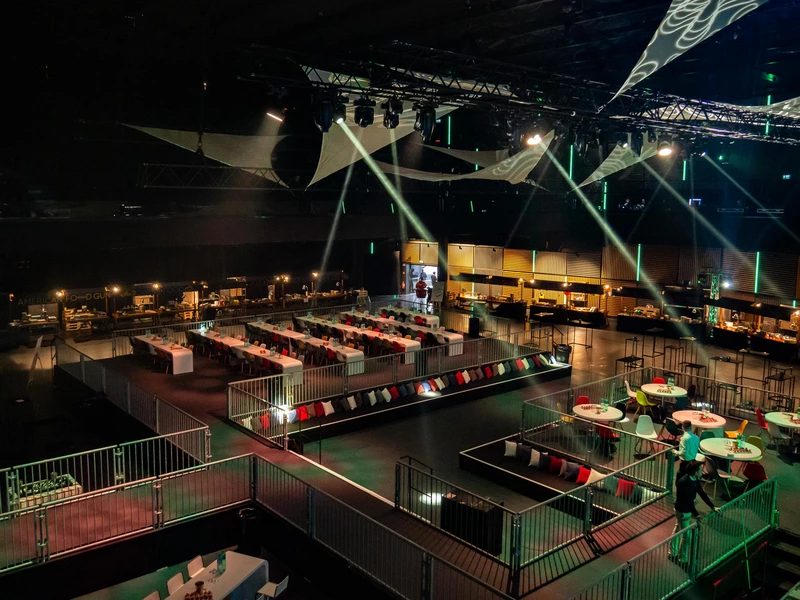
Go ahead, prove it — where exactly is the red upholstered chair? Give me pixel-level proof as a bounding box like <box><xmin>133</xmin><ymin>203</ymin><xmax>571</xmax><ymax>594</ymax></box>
<box><xmin>281</xmin><ymin>348</ymin><xmax>289</xmax><ymax>356</ymax></box>
<box><xmin>755</xmin><ymin>408</ymin><xmax>769</xmax><ymax>441</ymax></box>
<box><xmin>742</xmin><ymin>463</ymin><xmax>768</xmax><ymax>490</ymax></box>
<box><xmin>484</xmin><ymin>366</ymin><xmax>493</xmax><ymax>378</ymax></box>
<box><xmin>415</xmin><ymin>316</ymin><xmax>424</xmax><ymax>325</ymax></box>
<box><xmin>576</xmin><ymin>395</ymin><xmax>590</xmax><ymax>406</ymax></box>
<box><xmin>327</xmin><ymin>348</ymin><xmax>337</xmax><ymax>362</ymax></box>
<box><xmin>597</xmin><ymin>425</ymin><xmax>619</xmax><ymax>440</ymax></box>
<box><xmin>653</xmin><ymin>377</ymin><xmax>666</xmax><ymax>384</ymax></box>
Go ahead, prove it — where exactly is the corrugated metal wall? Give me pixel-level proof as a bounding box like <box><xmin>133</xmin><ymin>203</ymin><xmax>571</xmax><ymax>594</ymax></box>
<box><xmin>641</xmin><ymin>245</ymin><xmax>680</xmax><ymax>284</ymax></box>
<box><xmin>534</xmin><ymin>251</ymin><xmax>567</xmax><ymax>275</ymax></box>
<box><xmin>677</xmin><ymin>247</ymin><xmax>722</xmax><ymax>284</ymax></box>
<box><xmin>601</xmin><ymin>245</ymin><xmax>638</xmax><ymax>281</ymax></box>
<box><xmin>474</xmin><ymin>246</ymin><xmax>504</xmax><ymax>271</ymax></box>
<box><xmin>759</xmin><ymin>252</ymin><xmax>796</xmax><ymax>299</ymax></box>
<box><xmin>566</xmin><ymin>252</ymin><xmax>601</xmax><ymax>278</ymax></box>
<box><xmin>503</xmin><ymin>248</ymin><xmax>533</xmax><ymax>273</ymax></box>
<box><xmin>722</xmin><ymin>250</ymin><xmax>757</xmax><ymax>295</ymax></box>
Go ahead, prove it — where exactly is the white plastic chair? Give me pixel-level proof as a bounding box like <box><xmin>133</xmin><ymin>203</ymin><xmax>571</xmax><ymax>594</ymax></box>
<box><xmin>634</xmin><ymin>414</ymin><xmax>658</xmax><ymax>455</ymax></box>
<box><xmin>142</xmin><ymin>592</ymin><xmax>160</xmax><ymax>600</ymax></box>
<box><xmin>166</xmin><ymin>572</ymin><xmax>184</xmax><ymax>595</ymax></box>
<box><xmin>624</xmin><ymin>379</ymin><xmax>637</xmax><ymax>401</ymax></box>
<box><xmin>767</xmin><ymin>421</ymin><xmax>791</xmax><ymax>451</ymax></box>
<box><xmin>187</xmin><ymin>555</ymin><xmax>204</xmax><ymax>578</ymax></box>
<box><xmin>257</xmin><ymin>575</ymin><xmax>289</xmax><ymax>599</ymax></box>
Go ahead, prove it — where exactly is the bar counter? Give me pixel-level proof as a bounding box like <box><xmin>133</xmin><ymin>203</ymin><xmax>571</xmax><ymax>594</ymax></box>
<box><xmin>615</xmin><ymin>314</ymin><xmax>705</xmax><ymax>339</ymax></box>
<box><xmin>529</xmin><ymin>305</ymin><xmax>607</xmax><ymax>328</ymax></box>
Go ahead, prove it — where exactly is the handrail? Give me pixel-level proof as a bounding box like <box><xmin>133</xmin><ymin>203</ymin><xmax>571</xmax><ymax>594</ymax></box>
<box><xmin>398</xmin><ymin>455</ymin><xmax>436</xmax><ymax>473</ymax></box>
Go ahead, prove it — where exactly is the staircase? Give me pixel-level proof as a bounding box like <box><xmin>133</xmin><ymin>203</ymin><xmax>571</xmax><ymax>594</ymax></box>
<box><xmin>767</xmin><ymin>528</ymin><xmax>800</xmax><ymax>599</ymax></box>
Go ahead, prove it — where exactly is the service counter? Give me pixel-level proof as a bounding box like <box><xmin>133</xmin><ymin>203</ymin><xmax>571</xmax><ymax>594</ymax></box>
<box><xmin>750</xmin><ymin>334</ymin><xmax>798</xmax><ymax>363</ymax></box>
<box><xmin>529</xmin><ymin>305</ymin><xmax>606</xmax><ymax>328</ymax></box>
<box><xmin>711</xmin><ymin>327</ymin><xmax>749</xmax><ymax>351</ymax></box>
<box><xmin>615</xmin><ymin>314</ymin><xmax>705</xmax><ymax>339</ymax></box>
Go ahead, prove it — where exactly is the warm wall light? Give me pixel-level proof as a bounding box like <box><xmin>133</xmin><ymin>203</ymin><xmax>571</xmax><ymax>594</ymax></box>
<box><xmin>56</xmin><ymin>291</ymin><xmax>64</xmax><ymax>298</ymax></box>
<box><xmin>312</xmin><ymin>272</ymin><xmax>319</xmax><ymax>278</ymax></box>
<box><xmin>153</xmin><ymin>283</ymin><xmax>161</xmax><ymax>290</ymax></box>
<box><xmin>112</xmin><ymin>286</ymin><xmax>120</xmax><ymax>294</ymax></box>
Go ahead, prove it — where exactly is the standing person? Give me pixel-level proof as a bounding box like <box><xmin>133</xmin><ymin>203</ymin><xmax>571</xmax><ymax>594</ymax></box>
<box><xmin>673</xmin><ymin>420</ymin><xmax>700</xmax><ymax>482</ymax></box>
<box><xmin>669</xmin><ymin>461</ymin><xmax>719</xmax><ymax>564</ymax></box>
<box><xmin>415</xmin><ymin>275</ymin><xmax>428</xmax><ymax>301</ymax></box>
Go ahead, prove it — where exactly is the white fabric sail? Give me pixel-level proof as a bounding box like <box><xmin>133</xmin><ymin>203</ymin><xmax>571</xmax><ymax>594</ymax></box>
<box><xmin>579</xmin><ymin>138</ymin><xmax>659</xmax><ymax>187</ymax></box>
<box><xmin>127</xmin><ymin>126</ymin><xmax>286</xmax><ymax>186</ymax></box>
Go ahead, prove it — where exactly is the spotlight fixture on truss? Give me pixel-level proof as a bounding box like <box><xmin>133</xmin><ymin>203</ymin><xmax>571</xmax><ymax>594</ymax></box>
<box><xmin>332</xmin><ymin>95</ymin><xmax>348</xmax><ymax>124</ymax></box>
<box><xmin>630</xmin><ymin>130</ymin><xmax>644</xmax><ymax>156</ymax></box>
<box><xmin>313</xmin><ymin>96</ymin><xmax>334</xmax><ymax>132</ymax></box>
<box><xmin>657</xmin><ymin>137</ymin><xmax>674</xmax><ymax>157</ymax></box>
<box><xmin>381</xmin><ymin>98</ymin><xmax>404</xmax><ymax>129</ymax></box>
<box><xmin>353</xmin><ymin>97</ymin><xmax>376</xmax><ymax>128</ymax></box>
<box><xmin>414</xmin><ymin>103</ymin><xmax>437</xmax><ymax>143</ymax></box>
<box><xmin>616</xmin><ymin>133</ymin><xmax>629</xmax><ymax>149</ymax></box>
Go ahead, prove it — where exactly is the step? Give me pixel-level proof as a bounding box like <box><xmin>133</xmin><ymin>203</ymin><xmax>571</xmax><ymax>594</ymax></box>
<box><xmin>772</xmin><ymin>540</ymin><xmax>800</xmax><ymax>561</ymax></box>
<box><xmin>771</xmin><ymin>559</ymin><xmax>800</xmax><ymax>578</ymax></box>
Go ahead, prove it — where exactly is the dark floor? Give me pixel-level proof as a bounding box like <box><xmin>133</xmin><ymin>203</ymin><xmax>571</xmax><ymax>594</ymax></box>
<box><xmin>2</xmin><ymin>320</ymin><xmax>799</xmax><ymax>599</ymax></box>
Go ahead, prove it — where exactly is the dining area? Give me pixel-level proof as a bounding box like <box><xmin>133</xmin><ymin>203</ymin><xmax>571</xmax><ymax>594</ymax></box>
<box><xmin>339</xmin><ymin>310</ymin><xmax>464</xmax><ymax>355</ymax></box>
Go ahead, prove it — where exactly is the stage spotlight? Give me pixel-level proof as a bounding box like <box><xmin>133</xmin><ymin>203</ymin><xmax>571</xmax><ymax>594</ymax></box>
<box><xmin>415</xmin><ymin>104</ymin><xmax>437</xmax><ymax>143</ymax></box>
<box><xmin>657</xmin><ymin>138</ymin><xmax>674</xmax><ymax>157</ymax></box>
<box><xmin>333</xmin><ymin>97</ymin><xmax>347</xmax><ymax>124</ymax></box>
<box><xmin>526</xmin><ymin>133</ymin><xmax>542</xmax><ymax>146</ymax></box>
<box><xmin>630</xmin><ymin>131</ymin><xmax>643</xmax><ymax>156</ymax></box>
<box><xmin>353</xmin><ymin>97</ymin><xmax>376</xmax><ymax>128</ymax></box>
<box><xmin>722</xmin><ymin>281</ymin><xmax>732</xmax><ymax>289</ymax></box>
<box><xmin>313</xmin><ymin>97</ymin><xmax>333</xmax><ymax>133</ymax></box>
<box><xmin>381</xmin><ymin>98</ymin><xmax>403</xmax><ymax>129</ymax></box>
<box><xmin>616</xmin><ymin>133</ymin><xmax>629</xmax><ymax>148</ymax></box>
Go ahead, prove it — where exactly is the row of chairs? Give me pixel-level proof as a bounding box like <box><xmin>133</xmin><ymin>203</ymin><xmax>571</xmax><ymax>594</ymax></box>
<box><xmin>130</xmin><ymin>337</ymin><xmax>175</xmax><ymax>374</ymax></box>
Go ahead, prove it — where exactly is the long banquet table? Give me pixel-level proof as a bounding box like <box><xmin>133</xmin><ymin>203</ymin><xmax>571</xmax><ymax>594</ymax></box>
<box><xmin>165</xmin><ymin>551</ymin><xmax>267</xmax><ymax>600</ymax></box>
<box><xmin>135</xmin><ymin>335</ymin><xmax>194</xmax><ymax>375</ymax></box>
<box><xmin>295</xmin><ymin>316</ymin><xmax>421</xmax><ymax>363</ymax></box>
<box><xmin>340</xmin><ymin>311</ymin><xmax>464</xmax><ymax>355</ymax></box>
<box><xmin>377</xmin><ymin>306</ymin><xmax>440</xmax><ymax>328</ymax></box>
<box><xmin>248</xmin><ymin>321</ymin><xmax>365</xmax><ymax>374</ymax></box>
<box><xmin>191</xmin><ymin>328</ymin><xmax>304</xmax><ymax>383</ymax></box>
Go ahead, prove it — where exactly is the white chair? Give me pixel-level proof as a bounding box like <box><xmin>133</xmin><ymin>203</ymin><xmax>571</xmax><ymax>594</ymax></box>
<box><xmin>624</xmin><ymin>380</ymin><xmax>637</xmax><ymax>401</ymax></box>
<box><xmin>257</xmin><ymin>576</ymin><xmax>289</xmax><ymax>599</ymax></box>
<box><xmin>166</xmin><ymin>572</ymin><xmax>185</xmax><ymax>595</ymax></box>
<box><xmin>634</xmin><ymin>414</ymin><xmax>658</xmax><ymax>455</ymax></box>
<box><xmin>187</xmin><ymin>555</ymin><xmax>204</xmax><ymax>578</ymax></box>
<box><xmin>142</xmin><ymin>592</ymin><xmax>160</xmax><ymax>600</ymax></box>
<box><xmin>767</xmin><ymin>421</ymin><xmax>791</xmax><ymax>451</ymax></box>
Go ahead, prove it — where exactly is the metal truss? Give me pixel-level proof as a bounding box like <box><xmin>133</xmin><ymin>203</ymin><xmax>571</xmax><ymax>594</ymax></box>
<box><xmin>138</xmin><ymin>163</ymin><xmax>288</xmax><ymax>190</ymax></box>
<box><xmin>248</xmin><ymin>42</ymin><xmax>800</xmax><ymax>146</ymax></box>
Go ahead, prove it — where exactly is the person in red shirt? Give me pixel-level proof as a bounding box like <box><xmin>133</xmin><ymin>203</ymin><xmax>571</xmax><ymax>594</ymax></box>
<box><xmin>415</xmin><ymin>276</ymin><xmax>428</xmax><ymax>300</ymax></box>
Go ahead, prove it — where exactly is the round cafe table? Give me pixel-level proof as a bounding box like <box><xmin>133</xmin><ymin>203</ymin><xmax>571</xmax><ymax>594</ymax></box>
<box><xmin>672</xmin><ymin>410</ymin><xmax>726</xmax><ymax>433</ymax></box>
<box><xmin>700</xmin><ymin>438</ymin><xmax>762</xmax><ymax>462</ymax></box>
<box><xmin>640</xmin><ymin>383</ymin><xmax>688</xmax><ymax>403</ymax></box>
<box><xmin>573</xmin><ymin>404</ymin><xmax>623</xmax><ymax>422</ymax></box>
<box><xmin>764</xmin><ymin>411</ymin><xmax>800</xmax><ymax>431</ymax></box>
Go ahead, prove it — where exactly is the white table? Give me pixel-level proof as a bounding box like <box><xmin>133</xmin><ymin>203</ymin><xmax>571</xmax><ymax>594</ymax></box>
<box><xmin>764</xmin><ymin>411</ymin><xmax>800</xmax><ymax>430</ymax></box>
<box><xmin>378</xmin><ymin>306</ymin><xmax>440</xmax><ymax>328</ymax></box>
<box><xmin>700</xmin><ymin>438</ymin><xmax>762</xmax><ymax>462</ymax></box>
<box><xmin>572</xmin><ymin>404</ymin><xmax>623</xmax><ymax>422</ymax></box>
<box><xmin>135</xmin><ymin>335</ymin><xmax>194</xmax><ymax>375</ymax></box>
<box><xmin>672</xmin><ymin>410</ymin><xmax>726</xmax><ymax>432</ymax></box>
<box><xmin>165</xmin><ymin>552</ymin><xmax>267</xmax><ymax>600</ymax></box>
<box><xmin>192</xmin><ymin>329</ymin><xmax>304</xmax><ymax>383</ymax></box>
<box><xmin>641</xmin><ymin>383</ymin><xmax>688</xmax><ymax>402</ymax></box>
<box><xmin>340</xmin><ymin>312</ymin><xmax>464</xmax><ymax>355</ymax></box>
<box><xmin>296</xmin><ymin>316</ymin><xmax>421</xmax><ymax>363</ymax></box>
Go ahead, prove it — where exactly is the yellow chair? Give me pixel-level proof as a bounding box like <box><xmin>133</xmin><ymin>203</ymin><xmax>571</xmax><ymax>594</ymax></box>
<box><xmin>556</xmin><ymin>402</ymin><xmax>574</xmax><ymax>425</ymax></box>
<box><xmin>724</xmin><ymin>419</ymin><xmax>748</xmax><ymax>439</ymax></box>
<box><xmin>633</xmin><ymin>390</ymin><xmax>657</xmax><ymax>419</ymax></box>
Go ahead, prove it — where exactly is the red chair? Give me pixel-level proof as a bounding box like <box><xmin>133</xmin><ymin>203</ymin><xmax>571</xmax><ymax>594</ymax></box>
<box><xmin>742</xmin><ymin>462</ymin><xmax>768</xmax><ymax>490</ymax></box>
<box><xmin>653</xmin><ymin>377</ymin><xmax>666</xmax><ymax>384</ymax></box>
<box><xmin>327</xmin><ymin>348</ymin><xmax>337</xmax><ymax>363</ymax></box>
<box><xmin>755</xmin><ymin>408</ymin><xmax>769</xmax><ymax>441</ymax></box>
<box><xmin>576</xmin><ymin>395</ymin><xmax>590</xmax><ymax>406</ymax></box>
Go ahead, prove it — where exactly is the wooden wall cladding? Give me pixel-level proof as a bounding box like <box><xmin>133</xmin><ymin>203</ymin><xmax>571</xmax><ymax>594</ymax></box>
<box><xmin>401</xmin><ymin>242</ymin><xmax>419</xmax><ymax>264</ymax></box>
<box><xmin>601</xmin><ymin>245</ymin><xmax>637</xmax><ymax>282</ymax></box>
<box><xmin>474</xmin><ymin>246</ymin><xmax>504</xmax><ymax>271</ymax></box>
<box><xmin>722</xmin><ymin>250</ymin><xmax>757</xmax><ymax>295</ymax></box>
<box><xmin>758</xmin><ymin>252</ymin><xmax>796</xmax><ymax>299</ymax></box>
<box><xmin>677</xmin><ymin>247</ymin><xmax>722</xmax><ymax>284</ymax></box>
<box><xmin>448</xmin><ymin>244</ymin><xmax>474</xmax><ymax>270</ymax></box>
<box><xmin>534</xmin><ymin>251</ymin><xmax>567</xmax><ymax>275</ymax></box>
<box><xmin>503</xmin><ymin>248</ymin><xmax>534</xmax><ymax>273</ymax></box>
<box><xmin>566</xmin><ymin>252</ymin><xmax>601</xmax><ymax>278</ymax></box>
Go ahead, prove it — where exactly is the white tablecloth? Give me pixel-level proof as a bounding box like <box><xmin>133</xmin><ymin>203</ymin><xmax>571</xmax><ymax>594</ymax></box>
<box><xmin>296</xmin><ymin>316</ymin><xmax>421</xmax><ymax>363</ymax></box>
<box><xmin>378</xmin><ymin>306</ymin><xmax>440</xmax><ymax>328</ymax></box>
<box><xmin>165</xmin><ymin>552</ymin><xmax>267</xmax><ymax>600</ymax></box>
<box><xmin>248</xmin><ymin>322</ymin><xmax>365</xmax><ymax>374</ymax></box>
<box><xmin>672</xmin><ymin>410</ymin><xmax>726</xmax><ymax>431</ymax></box>
<box><xmin>572</xmin><ymin>404</ymin><xmax>623</xmax><ymax>422</ymax></box>
<box><xmin>135</xmin><ymin>335</ymin><xmax>194</xmax><ymax>375</ymax></box>
<box><xmin>192</xmin><ymin>329</ymin><xmax>304</xmax><ymax>383</ymax></box>
<box><xmin>640</xmin><ymin>383</ymin><xmax>688</xmax><ymax>399</ymax></box>
<box><xmin>340</xmin><ymin>312</ymin><xmax>463</xmax><ymax>355</ymax></box>
<box><xmin>700</xmin><ymin>438</ymin><xmax>762</xmax><ymax>461</ymax></box>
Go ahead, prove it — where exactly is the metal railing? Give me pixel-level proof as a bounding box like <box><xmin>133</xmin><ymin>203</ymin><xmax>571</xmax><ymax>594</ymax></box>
<box><xmin>227</xmin><ymin>387</ymin><xmax>287</xmax><ymax>447</ymax></box>
<box><xmin>228</xmin><ymin>328</ymin><xmax>554</xmax><ymax>412</ymax></box>
<box><xmin>55</xmin><ymin>339</ymin><xmax>211</xmax><ymax>463</ymax></box>
<box><xmin>566</xmin><ymin>478</ymin><xmax>779</xmax><ymax>600</ymax></box>
<box><xmin>0</xmin><ymin>455</ymin><xmax>252</xmax><ymax>573</ymax></box>
<box><xmin>396</xmin><ymin>445</ymin><xmax>674</xmax><ymax>597</ymax></box>
<box><xmin>0</xmin><ymin>429</ymin><xmax>207</xmax><ymax>514</ymax></box>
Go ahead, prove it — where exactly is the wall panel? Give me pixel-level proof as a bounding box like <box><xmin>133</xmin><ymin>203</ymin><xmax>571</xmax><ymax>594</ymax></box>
<box><xmin>722</xmin><ymin>250</ymin><xmax>757</xmax><ymax>295</ymax></box>
<box><xmin>601</xmin><ymin>245</ymin><xmax>637</xmax><ymax>282</ymax></box>
<box><xmin>534</xmin><ymin>251</ymin><xmax>566</xmax><ymax>275</ymax></box>
<box><xmin>419</xmin><ymin>242</ymin><xmax>439</xmax><ymax>266</ymax></box>
<box><xmin>503</xmin><ymin>248</ymin><xmax>534</xmax><ymax>273</ymax></box>
<box><xmin>447</xmin><ymin>244</ymin><xmax>474</xmax><ymax>270</ymax></box>
<box><xmin>401</xmin><ymin>242</ymin><xmax>419</xmax><ymax>264</ymax></box>
<box><xmin>474</xmin><ymin>246</ymin><xmax>504</xmax><ymax>271</ymax></box>
<box><xmin>759</xmin><ymin>252</ymin><xmax>796</xmax><ymax>299</ymax></box>
<box><xmin>566</xmin><ymin>252</ymin><xmax>601</xmax><ymax>278</ymax></box>
<box><xmin>677</xmin><ymin>247</ymin><xmax>723</xmax><ymax>284</ymax></box>
<box><xmin>641</xmin><ymin>245</ymin><xmax>679</xmax><ymax>284</ymax></box>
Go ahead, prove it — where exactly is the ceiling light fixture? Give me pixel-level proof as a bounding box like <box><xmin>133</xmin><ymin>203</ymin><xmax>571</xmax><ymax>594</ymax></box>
<box><xmin>382</xmin><ymin>98</ymin><xmax>403</xmax><ymax>129</ymax></box>
<box><xmin>657</xmin><ymin>138</ymin><xmax>674</xmax><ymax>157</ymax></box>
<box><xmin>526</xmin><ymin>133</ymin><xmax>542</xmax><ymax>146</ymax></box>
<box><xmin>414</xmin><ymin>104</ymin><xmax>437</xmax><ymax>143</ymax></box>
<box><xmin>353</xmin><ymin>97</ymin><xmax>376</xmax><ymax>128</ymax></box>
